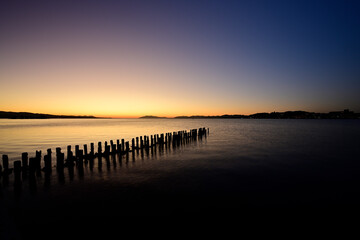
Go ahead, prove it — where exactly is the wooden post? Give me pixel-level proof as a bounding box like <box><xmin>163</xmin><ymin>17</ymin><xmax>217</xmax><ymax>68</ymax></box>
<box><xmin>36</xmin><ymin>150</ymin><xmax>42</xmax><ymax>162</ymax></box>
<box><xmin>136</xmin><ymin>137</ymin><xmax>139</xmax><ymax>149</ymax></box>
<box><xmin>140</xmin><ymin>136</ymin><xmax>143</xmax><ymax>149</ymax></box>
<box><xmin>90</xmin><ymin>143</ymin><xmax>94</xmax><ymax>156</ymax></box>
<box><xmin>98</xmin><ymin>142</ymin><xmax>102</xmax><ymax>155</ymax></box>
<box><xmin>35</xmin><ymin>150</ymin><xmax>44</xmax><ymax>171</ymax></box>
<box><xmin>78</xmin><ymin>150</ymin><xmax>84</xmax><ymax>161</ymax></box>
<box><xmin>14</xmin><ymin>160</ymin><xmax>22</xmax><ymax>175</ymax></box>
<box><xmin>132</xmin><ymin>138</ymin><xmax>135</xmax><ymax>151</ymax></box>
<box><xmin>67</xmin><ymin>145</ymin><xmax>72</xmax><ymax>160</ymax></box>
<box><xmin>79</xmin><ymin>149</ymin><xmax>84</xmax><ymax>159</ymax></box>
<box><xmin>57</xmin><ymin>152</ymin><xmax>64</xmax><ymax>169</ymax></box>
<box><xmin>56</xmin><ymin>147</ymin><xmax>61</xmax><ymax>156</ymax></box>
<box><xmin>84</xmin><ymin>144</ymin><xmax>88</xmax><ymax>156</ymax></box>
<box><xmin>116</xmin><ymin>140</ymin><xmax>120</xmax><ymax>153</ymax></box>
<box><xmin>118</xmin><ymin>144</ymin><xmax>122</xmax><ymax>155</ymax></box>
<box><xmin>22</xmin><ymin>152</ymin><xmax>28</xmax><ymax>170</ymax></box>
<box><xmin>112</xmin><ymin>144</ymin><xmax>116</xmax><ymax>154</ymax></box>
<box><xmin>125</xmin><ymin>141</ymin><xmax>130</xmax><ymax>153</ymax></box>
<box><xmin>75</xmin><ymin>145</ymin><xmax>80</xmax><ymax>158</ymax></box>
<box><xmin>121</xmin><ymin>139</ymin><xmax>125</xmax><ymax>152</ymax></box>
<box><xmin>29</xmin><ymin>157</ymin><xmax>37</xmax><ymax>172</ymax></box>
<box><xmin>44</xmin><ymin>154</ymin><xmax>52</xmax><ymax>171</ymax></box>
<box><xmin>109</xmin><ymin>140</ymin><xmax>114</xmax><ymax>153</ymax></box>
<box><xmin>161</xmin><ymin>134</ymin><xmax>164</xmax><ymax>145</ymax></box>
<box><xmin>104</xmin><ymin>142</ymin><xmax>110</xmax><ymax>156</ymax></box>
<box><xmin>151</xmin><ymin>135</ymin><xmax>154</xmax><ymax>147</ymax></box>
<box><xmin>145</xmin><ymin>136</ymin><xmax>149</xmax><ymax>148</ymax></box>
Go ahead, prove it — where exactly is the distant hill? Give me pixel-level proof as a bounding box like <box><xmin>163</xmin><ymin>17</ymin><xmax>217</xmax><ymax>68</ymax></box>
<box><xmin>0</xmin><ymin>111</ymin><xmax>96</xmax><ymax>119</ymax></box>
<box><xmin>139</xmin><ymin>115</ymin><xmax>168</xmax><ymax>119</ymax></box>
<box><xmin>174</xmin><ymin>109</ymin><xmax>360</xmax><ymax>119</ymax></box>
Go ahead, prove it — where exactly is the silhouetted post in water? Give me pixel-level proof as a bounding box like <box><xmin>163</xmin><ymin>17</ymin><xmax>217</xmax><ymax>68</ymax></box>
<box><xmin>34</xmin><ymin>150</ymin><xmax>43</xmax><ymax>172</ymax></box>
<box><xmin>125</xmin><ymin>141</ymin><xmax>130</xmax><ymax>153</ymax></box>
<box><xmin>14</xmin><ymin>160</ymin><xmax>21</xmax><ymax>177</ymax></box>
<box><xmin>44</xmin><ymin>149</ymin><xmax>51</xmax><ymax>167</ymax></box>
<box><xmin>56</xmin><ymin>148</ymin><xmax>64</xmax><ymax>170</ymax></box>
<box><xmin>111</xmin><ymin>140</ymin><xmax>116</xmax><ymax>154</ymax></box>
<box><xmin>56</xmin><ymin>147</ymin><xmax>61</xmax><ymax>156</ymax></box>
<box><xmin>118</xmin><ymin>144</ymin><xmax>122</xmax><ymax>155</ymax></box>
<box><xmin>2</xmin><ymin>155</ymin><xmax>9</xmax><ymax>172</ymax></box>
<box><xmin>145</xmin><ymin>136</ymin><xmax>149</xmax><ymax>148</ymax></box>
<box><xmin>84</xmin><ymin>144</ymin><xmax>88</xmax><ymax>157</ymax></box>
<box><xmin>161</xmin><ymin>134</ymin><xmax>164</xmax><ymax>145</ymax></box>
<box><xmin>75</xmin><ymin>145</ymin><xmax>80</xmax><ymax>158</ymax></box>
<box><xmin>144</xmin><ymin>135</ymin><xmax>147</xmax><ymax>147</ymax></box>
<box><xmin>121</xmin><ymin>139</ymin><xmax>125</xmax><ymax>152</ymax></box>
<box><xmin>98</xmin><ymin>142</ymin><xmax>102</xmax><ymax>156</ymax></box>
<box><xmin>20</xmin><ymin>153</ymin><xmax>28</xmax><ymax>171</ymax></box>
<box><xmin>132</xmin><ymin>138</ymin><xmax>135</xmax><ymax>151</ymax></box>
<box><xmin>104</xmin><ymin>141</ymin><xmax>110</xmax><ymax>156</ymax></box>
<box><xmin>116</xmin><ymin>140</ymin><xmax>120</xmax><ymax>153</ymax></box>
<box><xmin>136</xmin><ymin>137</ymin><xmax>139</xmax><ymax>149</ymax></box>
<box><xmin>140</xmin><ymin>136</ymin><xmax>143</xmax><ymax>149</ymax></box>
<box><xmin>112</xmin><ymin>143</ymin><xmax>116</xmax><ymax>154</ymax></box>
<box><xmin>29</xmin><ymin>157</ymin><xmax>37</xmax><ymax>172</ymax></box>
<box><xmin>151</xmin><ymin>135</ymin><xmax>154</xmax><ymax>147</ymax></box>
<box><xmin>78</xmin><ymin>150</ymin><xmax>84</xmax><ymax>168</ymax></box>
<box><xmin>90</xmin><ymin>143</ymin><xmax>94</xmax><ymax>156</ymax></box>
<box><xmin>67</xmin><ymin>145</ymin><xmax>72</xmax><ymax>160</ymax></box>
<box><xmin>44</xmin><ymin>154</ymin><xmax>52</xmax><ymax>172</ymax></box>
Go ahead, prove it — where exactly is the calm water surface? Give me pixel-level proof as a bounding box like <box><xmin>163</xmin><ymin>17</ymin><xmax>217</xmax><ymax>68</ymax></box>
<box><xmin>1</xmin><ymin>119</ymin><xmax>360</xmax><ymax>236</ymax></box>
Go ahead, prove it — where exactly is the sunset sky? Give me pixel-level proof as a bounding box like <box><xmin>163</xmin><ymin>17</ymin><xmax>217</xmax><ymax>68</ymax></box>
<box><xmin>0</xmin><ymin>0</ymin><xmax>359</xmax><ymax>117</ymax></box>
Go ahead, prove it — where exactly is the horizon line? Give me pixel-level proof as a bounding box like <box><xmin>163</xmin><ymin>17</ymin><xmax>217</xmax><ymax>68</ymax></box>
<box><xmin>1</xmin><ymin>109</ymin><xmax>358</xmax><ymax>119</ymax></box>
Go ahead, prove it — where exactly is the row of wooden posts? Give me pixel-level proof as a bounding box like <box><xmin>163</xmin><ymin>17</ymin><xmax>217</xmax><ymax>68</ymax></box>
<box><xmin>0</xmin><ymin>127</ymin><xmax>208</xmax><ymax>177</ymax></box>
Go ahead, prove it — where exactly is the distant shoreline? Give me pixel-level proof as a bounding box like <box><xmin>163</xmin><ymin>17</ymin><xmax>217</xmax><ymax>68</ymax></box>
<box><xmin>141</xmin><ymin>109</ymin><xmax>360</xmax><ymax>119</ymax></box>
<box><xmin>0</xmin><ymin>111</ymin><xmax>97</xmax><ymax>119</ymax></box>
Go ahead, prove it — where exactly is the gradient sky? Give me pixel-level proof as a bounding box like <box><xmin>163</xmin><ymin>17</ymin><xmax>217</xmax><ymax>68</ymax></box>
<box><xmin>0</xmin><ymin>0</ymin><xmax>359</xmax><ymax>117</ymax></box>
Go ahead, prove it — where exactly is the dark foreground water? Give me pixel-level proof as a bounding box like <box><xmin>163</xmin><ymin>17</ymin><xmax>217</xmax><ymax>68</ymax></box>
<box><xmin>1</xmin><ymin>119</ymin><xmax>360</xmax><ymax>237</ymax></box>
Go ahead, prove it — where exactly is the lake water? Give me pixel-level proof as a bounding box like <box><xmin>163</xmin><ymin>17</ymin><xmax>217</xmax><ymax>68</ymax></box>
<box><xmin>1</xmin><ymin>119</ymin><xmax>360</xmax><ymax>236</ymax></box>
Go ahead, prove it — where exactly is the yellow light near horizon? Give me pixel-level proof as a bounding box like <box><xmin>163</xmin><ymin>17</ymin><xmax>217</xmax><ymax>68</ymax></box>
<box><xmin>0</xmin><ymin>40</ymin><xmax>303</xmax><ymax>118</ymax></box>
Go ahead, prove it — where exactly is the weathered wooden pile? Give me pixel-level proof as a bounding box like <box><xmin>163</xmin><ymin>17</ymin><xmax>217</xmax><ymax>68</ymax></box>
<box><xmin>0</xmin><ymin>127</ymin><xmax>208</xmax><ymax>179</ymax></box>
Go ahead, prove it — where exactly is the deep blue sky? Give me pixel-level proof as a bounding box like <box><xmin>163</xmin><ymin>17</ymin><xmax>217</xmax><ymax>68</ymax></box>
<box><xmin>1</xmin><ymin>0</ymin><xmax>359</xmax><ymax>116</ymax></box>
